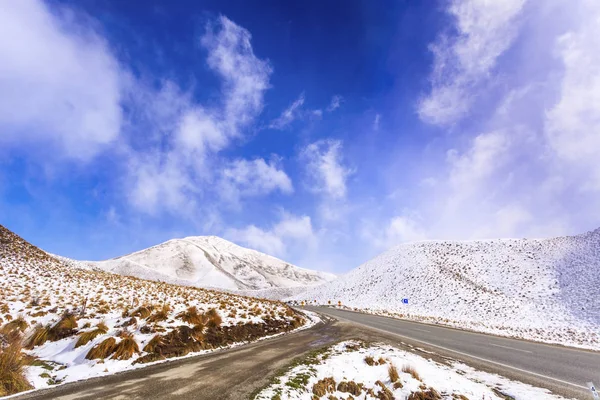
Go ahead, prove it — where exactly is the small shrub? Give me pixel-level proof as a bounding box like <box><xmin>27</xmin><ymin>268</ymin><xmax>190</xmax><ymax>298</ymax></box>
<box><xmin>85</xmin><ymin>337</ymin><xmax>116</xmax><ymax>360</ymax></box>
<box><xmin>364</xmin><ymin>355</ymin><xmax>375</xmax><ymax>366</ymax></box>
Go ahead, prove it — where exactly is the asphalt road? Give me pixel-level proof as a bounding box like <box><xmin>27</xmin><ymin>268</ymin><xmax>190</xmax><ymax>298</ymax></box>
<box><xmin>12</xmin><ymin>308</ymin><xmax>598</xmax><ymax>400</ymax></box>
<box><xmin>306</xmin><ymin>306</ymin><xmax>599</xmax><ymax>399</ymax></box>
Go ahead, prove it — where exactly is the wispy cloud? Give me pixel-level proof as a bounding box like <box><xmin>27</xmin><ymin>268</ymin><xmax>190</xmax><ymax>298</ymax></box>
<box><xmin>127</xmin><ymin>16</ymin><xmax>273</xmax><ymax>215</ymax></box>
<box><xmin>269</xmin><ymin>93</ymin><xmax>305</xmax><ymax>129</ymax></box>
<box><xmin>383</xmin><ymin>0</ymin><xmax>600</xmax><ymax>243</ymax></box>
<box><xmin>219</xmin><ymin>157</ymin><xmax>293</xmax><ymax>203</ymax></box>
<box><xmin>226</xmin><ymin>212</ymin><xmax>316</xmax><ymax>257</ymax></box>
<box><xmin>373</xmin><ymin>114</ymin><xmax>381</xmax><ymax>131</ymax></box>
<box><xmin>327</xmin><ymin>95</ymin><xmax>343</xmax><ymax>112</ymax></box>
<box><xmin>301</xmin><ymin>139</ymin><xmax>353</xmax><ymax>199</ymax></box>
<box><xmin>417</xmin><ymin>0</ymin><xmax>526</xmax><ymax>126</ymax></box>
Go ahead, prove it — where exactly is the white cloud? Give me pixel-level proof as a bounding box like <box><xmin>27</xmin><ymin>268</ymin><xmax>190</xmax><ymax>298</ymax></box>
<box><xmin>385</xmin><ymin>0</ymin><xmax>600</xmax><ymax>244</ymax></box>
<box><xmin>269</xmin><ymin>93</ymin><xmax>305</xmax><ymax>129</ymax></box>
<box><xmin>0</xmin><ymin>0</ymin><xmax>123</xmax><ymax>161</ymax></box>
<box><xmin>127</xmin><ymin>16</ymin><xmax>273</xmax><ymax>215</ymax></box>
<box><xmin>220</xmin><ymin>157</ymin><xmax>293</xmax><ymax>202</ymax></box>
<box><xmin>226</xmin><ymin>212</ymin><xmax>316</xmax><ymax>257</ymax></box>
<box><xmin>544</xmin><ymin>2</ymin><xmax>600</xmax><ymax>191</ymax></box>
<box><xmin>373</xmin><ymin>114</ymin><xmax>381</xmax><ymax>131</ymax></box>
<box><xmin>361</xmin><ymin>214</ymin><xmax>426</xmax><ymax>250</ymax></box>
<box><xmin>302</xmin><ymin>139</ymin><xmax>353</xmax><ymax>199</ymax></box>
<box><xmin>327</xmin><ymin>95</ymin><xmax>343</xmax><ymax>112</ymax></box>
<box><xmin>447</xmin><ymin>130</ymin><xmax>511</xmax><ymax>193</ymax></box>
<box><xmin>418</xmin><ymin>0</ymin><xmax>526</xmax><ymax>125</ymax></box>
<box><xmin>202</xmin><ymin>16</ymin><xmax>272</xmax><ymax>133</ymax></box>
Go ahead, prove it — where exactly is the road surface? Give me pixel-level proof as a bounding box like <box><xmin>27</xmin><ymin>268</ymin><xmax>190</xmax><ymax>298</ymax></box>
<box><xmin>306</xmin><ymin>306</ymin><xmax>598</xmax><ymax>400</ymax></box>
<box><xmin>14</xmin><ymin>308</ymin><xmax>598</xmax><ymax>399</ymax></box>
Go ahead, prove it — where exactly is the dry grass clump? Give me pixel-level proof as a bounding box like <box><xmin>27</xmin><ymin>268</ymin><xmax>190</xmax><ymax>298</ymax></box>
<box><xmin>364</xmin><ymin>355</ymin><xmax>376</xmax><ymax>366</ymax></box>
<box><xmin>177</xmin><ymin>306</ymin><xmax>204</xmax><ymax>325</ymax></box>
<box><xmin>407</xmin><ymin>388</ymin><xmax>442</xmax><ymax>400</ymax></box>
<box><xmin>133</xmin><ymin>352</ymin><xmax>165</xmax><ymax>365</ymax></box>
<box><xmin>112</xmin><ymin>332</ymin><xmax>140</xmax><ymax>360</ymax></box>
<box><xmin>85</xmin><ymin>337</ymin><xmax>116</xmax><ymax>360</ymax></box>
<box><xmin>147</xmin><ymin>304</ymin><xmax>170</xmax><ymax>323</ymax></box>
<box><xmin>24</xmin><ymin>325</ymin><xmax>51</xmax><ymax>349</ymax></box>
<box><xmin>388</xmin><ymin>364</ymin><xmax>399</xmax><ymax>382</ymax></box>
<box><xmin>75</xmin><ymin>322</ymin><xmax>108</xmax><ymax>348</ymax></box>
<box><xmin>402</xmin><ymin>365</ymin><xmax>422</xmax><ymax>381</ymax></box>
<box><xmin>0</xmin><ymin>337</ymin><xmax>33</xmax><ymax>396</ymax></box>
<box><xmin>51</xmin><ymin>313</ymin><xmax>78</xmax><ymax>340</ymax></box>
<box><xmin>337</xmin><ymin>380</ymin><xmax>362</xmax><ymax>396</ymax></box>
<box><xmin>312</xmin><ymin>377</ymin><xmax>336</xmax><ymax>397</ymax></box>
<box><xmin>206</xmin><ymin>308</ymin><xmax>222</xmax><ymax>328</ymax></box>
<box><xmin>142</xmin><ymin>335</ymin><xmax>164</xmax><ymax>353</ymax></box>
<box><xmin>1</xmin><ymin>316</ymin><xmax>28</xmax><ymax>334</ymax></box>
<box><xmin>131</xmin><ymin>305</ymin><xmax>153</xmax><ymax>320</ymax></box>
<box><xmin>375</xmin><ymin>380</ymin><xmax>394</xmax><ymax>400</ymax></box>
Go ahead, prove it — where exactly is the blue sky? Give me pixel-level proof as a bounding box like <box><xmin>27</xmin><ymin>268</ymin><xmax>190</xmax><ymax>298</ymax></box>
<box><xmin>1</xmin><ymin>0</ymin><xmax>600</xmax><ymax>273</ymax></box>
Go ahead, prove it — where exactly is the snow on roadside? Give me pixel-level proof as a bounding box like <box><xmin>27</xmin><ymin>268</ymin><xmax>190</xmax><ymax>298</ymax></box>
<box><xmin>293</xmin><ymin>228</ymin><xmax>600</xmax><ymax>350</ymax></box>
<box><xmin>255</xmin><ymin>341</ymin><xmax>572</xmax><ymax>400</ymax></box>
<box><xmin>0</xmin><ymin>225</ymin><xmax>315</xmax><ymax>398</ymax></box>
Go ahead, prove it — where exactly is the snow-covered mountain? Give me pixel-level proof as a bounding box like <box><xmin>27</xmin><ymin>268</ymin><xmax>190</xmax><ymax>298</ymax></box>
<box><xmin>294</xmin><ymin>228</ymin><xmax>600</xmax><ymax>349</ymax></box>
<box><xmin>76</xmin><ymin>236</ymin><xmax>335</xmax><ymax>291</ymax></box>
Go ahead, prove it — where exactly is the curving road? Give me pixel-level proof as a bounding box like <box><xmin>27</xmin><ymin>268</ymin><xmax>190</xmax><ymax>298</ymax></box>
<box><xmin>305</xmin><ymin>306</ymin><xmax>599</xmax><ymax>400</ymax></box>
<box><xmin>13</xmin><ymin>308</ymin><xmax>598</xmax><ymax>399</ymax></box>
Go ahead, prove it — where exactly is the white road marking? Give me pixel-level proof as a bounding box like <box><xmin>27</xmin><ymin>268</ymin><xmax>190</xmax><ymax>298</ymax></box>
<box><xmin>490</xmin><ymin>343</ymin><xmax>533</xmax><ymax>354</ymax></box>
<box><xmin>325</xmin><ymin>310</ymin><xmax>587</xmax><ymax>390</ymax></box>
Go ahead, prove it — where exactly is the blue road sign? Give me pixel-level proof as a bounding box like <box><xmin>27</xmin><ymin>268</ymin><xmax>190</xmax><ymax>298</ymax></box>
<box><xmin>588</xmin><ymin>382</ymin><xmax>599</xmax><ymax>399</ymax></box>
<box><xmin>402</xmin><ymin>298</ymin><xmax>408</xmax><ymax>304</ymax></box>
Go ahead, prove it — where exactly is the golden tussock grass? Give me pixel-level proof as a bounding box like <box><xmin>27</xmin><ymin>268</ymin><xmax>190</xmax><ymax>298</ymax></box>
<box><xmin>402</xmin><ymin>365</ymin><xmax>422</xmax><ymax>381</ymax></box>
<box><xmin>0</xmin><ymin>337</ymin><xmax>32</xmax><ymax>396</ymax></box>
<box><xmin>142</xmin><ymin>335</ymin><xmax>163</xmax><ymax>353</ymax></box>
<box><xmin>131</xmin><ymin>305</ymin><xmax>153</xmax><ymax>320</ymax></box>
<box><xmin>85</xmin><ymin>337</ymin><xmax>116</xmax><ymax>360</ymax></box>
<box><xmin>111</xmin><ymin>333</ymin><xmax>140</xmax><ymax>360</ymax></box>
<box><xmin>75</xmin><ymin>322</ymin><xmax>108</xmax><ymax>348</ymax></box>
<box><xmin>177</xmin><ymin>306</ymin><xmax>203</xmax><ymax>325</ymax></box>
<box><xmin>388</xmin><ymin>364</ymin><xmax>399</xmax><ymax>382</ymax></box>
<box><xmin>147</xmin><ymin>304</ymin><xmax>170</xmax><ymax>323</ymax></box>
<box><xmin>1</xmin><ymin>316</ymin><xmax>28</xmax><ymax>334</ymax></box>
<box><xmin>24</xmin><ymin>324</ymin><xmax>51</xmax><ymax>349</ymax></box>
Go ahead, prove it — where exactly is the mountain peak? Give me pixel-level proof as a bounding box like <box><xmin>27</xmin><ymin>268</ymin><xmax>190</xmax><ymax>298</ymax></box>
<box><xmin>84</xmin><ymin>234</ymin><xmax>335</xmax><ymax>291</ymax></box>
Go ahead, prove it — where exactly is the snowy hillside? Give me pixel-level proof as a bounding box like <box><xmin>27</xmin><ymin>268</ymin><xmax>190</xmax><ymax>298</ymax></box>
<box><xmin>294</xmin><ymin>228</ymin><xmax>600</xmax><ymax>349</ymax></box>
<box><xmin>77</xmin><ymin>236</ymin><xmax>335</xmax><ymax>291</ymax></box>
<box><xmin>0</xmin><ymin>225</ymin><xmax>311</xmax><ymax>397</ymax></box>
